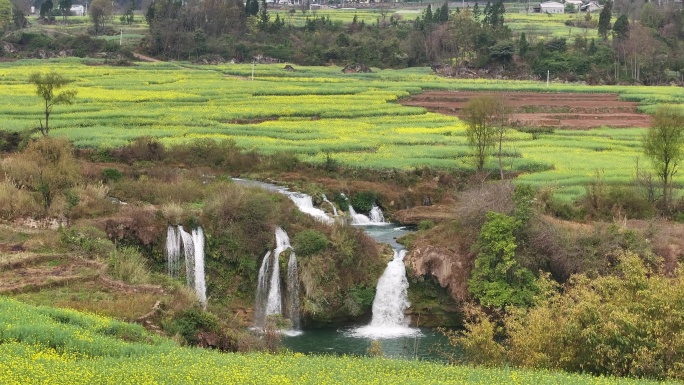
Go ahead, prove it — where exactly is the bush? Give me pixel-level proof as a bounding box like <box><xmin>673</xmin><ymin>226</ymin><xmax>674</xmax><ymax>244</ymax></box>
<box><xmin>0</xmin><ymin>180</ymin><xmax>41</xmax><ymax>219</ymax></box>
<box><xmin>60</xmin><ymin>225</ymin><xmax>115</xmax><ymax>259</ymax></box>
<box><xmin>350</xmin><ymin>191</ymin><xmax>377</xmax><ymax>213</ymax></box>
<box><xmin>108</xmin><ymin>246</ymin><xmax>151</xmax><ymax>284</ymax></box>
<box><xmin>458</xmin><ymin>253</ymin><xmax>684</xmax><ymax>380</ymax></box>
<box><xmin>293</xmin><ymin>230</ymin><xmax>329</xmax><ymax>257</ymax></box>
<box><xmin>101</xmin><ymin>168</ymin><xmax>123</xmax><ymax>183</ymax></box>
<box><xmin>162</xmin><ymin>308</ymin><xmax>219</xmax><ymax>346</ymax></box>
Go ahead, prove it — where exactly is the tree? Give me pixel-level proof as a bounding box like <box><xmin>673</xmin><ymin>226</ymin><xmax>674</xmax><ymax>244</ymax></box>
<box><xmin>39</xmin><ymin>0</ymin><xmax>53</xmax><ymax>18</ymax></box>
<box><xmin>463</xmin><ymin>95</ymin><xmax>504</xmax><ymax>173</ymax></box>
<box><xmin>643</xmin><ymin>106</ymin><xmax>684</xmax><ymax>211</ymax></box>
<box><xmin>612</xmin><ymin>13</ymin><xmax>628</xmax><ymax>40</ymax></box>
<box><xmin>89</xmin><ymin>0</ymin><xmax>113</xmax><ymax>35</ymax></box>
<box><xmin>518</xmin><ymin>31</ymin><xmax>529</xmax><ymax>57</ymax></box>
<box><xmin>2</xmin><ymin>137</ymin><xmax>81</xmax><ymax>209</ymax></box>
<box><xmin>598</xmin><ymin>0</ymin><xmax>612</xmax><ymax>39</ymax></box>
<box><xmin>258</xmin><ymin>0</ymin><xmax>269</xmax><ymax>30</ymax></box>
<box><xmin>58</xmin><ymin>0</ymin><xmax>71</xmax><ymax>21</ymax></box>
<box><xmin>0</xmin><ymin>0</ymin><xmax>11</xmax><ymax>32</ymax></box>
<box><xmin>28</xmin><ymin>72</ymin><xmax>77</xmax><ymax>137</ymax></box>
<box><xmin>468</xmin><ymin>211</ymin><xmax>538</xmax><ymax>308</ymax></box>
<box><xmin>245</xmin><ymin>0</ymin><xmax>259</xmax><ymax>17</ymax></box>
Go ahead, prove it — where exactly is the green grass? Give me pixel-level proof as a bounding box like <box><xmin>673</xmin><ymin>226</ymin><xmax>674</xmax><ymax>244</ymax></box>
<box><xmin>0</xmin><ymin>296</ymin><xmax>676</xmax><ymax>384</ymax></box>
<box><xmin>2</xmin><ymin>58</ymin><xmax>684</xmax><ymax>200</ymax></box>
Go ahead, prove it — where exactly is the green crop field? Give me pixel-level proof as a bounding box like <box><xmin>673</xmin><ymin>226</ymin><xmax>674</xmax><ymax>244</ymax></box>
<box><xmin>2</xmin><ymin>58</ymin><xmax>683</xmax><ymax>200</ymax></box>
<box><xmin>0</xmin><ymin>296</ymin><xmax>676</xmax><ymax>385</ymax></box>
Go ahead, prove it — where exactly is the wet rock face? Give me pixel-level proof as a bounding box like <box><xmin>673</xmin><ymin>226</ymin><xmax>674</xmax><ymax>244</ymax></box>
<box><xmin>405</xmin><ymin>245</ymin><xmax>471</xmax><ymax>302</ymax></box>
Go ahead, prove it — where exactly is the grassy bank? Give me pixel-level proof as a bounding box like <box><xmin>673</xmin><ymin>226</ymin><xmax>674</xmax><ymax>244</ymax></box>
<box><xmin>0</xmin><ymin>296</ymin><xmax>675</xmax><ymax>385</ymax></box>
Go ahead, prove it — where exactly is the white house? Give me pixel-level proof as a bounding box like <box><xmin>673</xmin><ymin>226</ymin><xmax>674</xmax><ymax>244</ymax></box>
<box><xmin>580</xmin><ymin>1</ymin><xmax>602</xmax><ymax>12</ymax></box>
<box><xmin>565</xmin><ymin>0</ymin><xmax>583</xmax><ymax>10</ymax></box>
<box><xmin>540</xmin><ymin>1</ymin><xmax>564</xmax><ymax>13</ymax></box>
<box><xmin>70</xmin><ymin>4</ymin><xmax>85</xmax><ymax>16</ymax></box>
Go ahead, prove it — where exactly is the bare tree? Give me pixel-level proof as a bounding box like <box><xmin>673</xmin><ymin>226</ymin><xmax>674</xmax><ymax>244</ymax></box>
<box><xmin>463</xmin><ymin>95</ymin><xmax>508</xmax><ymax>174</ymax></box>
<box><xmin>643</xmin><ymin>106</ymin><xmax>684</xmax><ymax>211</ymax></box>
<box><xmin>90</xmin><ymin>0</ymin><xmax>113</xmax><ymax>35</ymax></box>
<box><xmin>28</xmin><ymin>72</ymin><xmax>77</xmax><ymax>137</ymax></box>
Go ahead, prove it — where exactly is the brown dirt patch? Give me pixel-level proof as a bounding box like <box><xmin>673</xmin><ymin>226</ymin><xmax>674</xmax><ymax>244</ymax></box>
<box><xmin>401</xmin><ymin>91</ymin><xmax>652</xmax><ymax>129</ymax></box>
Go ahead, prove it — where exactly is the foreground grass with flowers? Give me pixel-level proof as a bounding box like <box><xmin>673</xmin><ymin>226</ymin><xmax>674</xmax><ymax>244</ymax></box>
<box><xmin>0</xmin><ymin>297</ymin><xmax>676</xmax><ymax>385</ymax></box>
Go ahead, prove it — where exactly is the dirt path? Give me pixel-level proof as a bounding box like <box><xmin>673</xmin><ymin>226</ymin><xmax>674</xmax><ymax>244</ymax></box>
<box><xmin>132</xmin><ymin>52</ymin><xmax>162</xmax><ymax>62</ymax></box>
<box><xmin>401</xmin><ymin>91</ymin><xmax>652</xmax><ymax>129</ymax></box>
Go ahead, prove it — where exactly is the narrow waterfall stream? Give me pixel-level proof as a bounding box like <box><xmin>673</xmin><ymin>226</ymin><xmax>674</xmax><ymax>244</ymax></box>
<box><xmin>254</xmin><ymin>227</ymin><xmax>301</xmax><ymax>334</ymax></box>
<box><xmin>165</xmin><ymin>225</ymin><xmax>207</xmax><ymax>307</ymax></box>
<box><xmin>349</xmin><ymin>248</ymin><xmax>421</xmax><ymax>338</ymax></box>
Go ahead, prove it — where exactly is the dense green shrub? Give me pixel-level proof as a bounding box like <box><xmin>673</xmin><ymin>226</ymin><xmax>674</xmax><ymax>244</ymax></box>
<box><xmin>456</xmin><ymin>253</ymin><xmax>684</xmax><ymax>381</ymax></box>
<box><xmin>162</xmin><ymin>308</ymin><xmax>219</xmax><ymax>346</ymax></box>
<box><xmin>293</xmin><ymin>230</ymin><xmax>329</xmax><ymax>257</ymax></box>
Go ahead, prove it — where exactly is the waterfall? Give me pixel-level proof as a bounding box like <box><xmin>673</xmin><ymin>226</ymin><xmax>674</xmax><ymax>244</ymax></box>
<box><xmin>321</xmin><ymin>194</ymin><xmax>338</xmax><ymax>216</ymax></box>
<box><xmin>165</xmin><ymin>225</ymin><xmax>207</xmax><ymax>307</ymax></box>
<box><xmin>254</xmin><ymin>251</ymin><xmax>272</xmax><ymax>327</ymax></box>
<box><xmin>349</xmin><ymin>205</ymin><xmax>387</xmax><ymax>226</ymax></box>
<box><xmin>231</xmin><ymin>178</ymin><xmax>333</xmax><ymax>224</ymax></box>
<box><xmin>348</xmin><ymin>205</ymin><xmax>372</xmax><ymax>225</ymax></box>
<box><xmin>254</xmin><ymin>227</ymin><xmax>301</xmax><ymax>332</ymax></box>
<box><xmin>369</xmin><ymin>205</ymin><xmax>385</xmax><ymax>223</ymax></box>
<box><xmin>287</xmin><ymin>193</ymin><xmax>334</xmax><ymax>224</ymax></box>
<box><xmin>350</xmin><ymin>249</ymin><xmax>421</xmax><ymax>338</ymax></box>
<box><xmin>179</xmin><ymin>226</ymin><xmax>195</xmax><ymax>290</ymax></box>
<box><xmin>192</xmin><ymin>228</ymin><xmax>207</xmax><ymax>307</ymax></box>
<box><xmin>287</xmin><ymin>252</ymin><xmax>300</xmax><ymax>330</ymax></box>
<box><xmin>166</xmin><ymin>226</ymin><xmax>181</xmax><ymax>278</ymax></box>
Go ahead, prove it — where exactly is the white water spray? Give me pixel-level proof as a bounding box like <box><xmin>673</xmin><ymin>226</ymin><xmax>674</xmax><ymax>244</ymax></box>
<box><xmin>166</xmin><ymin>226</ymin><xmax>181</xmax><ymax>278</ymax></box>
<box><xmin>287</xmin><ymin>193</ymin><xmax>334</xmax><ymax>224</ymax></box>
<box><xmin>254</xmin><ymin>227</ymin><xmax>301</xmax><ymax>331</ymax></box>
<box><xmin>349</xmin><ymin>204</ymin><xmax>387</xmax><ymax>226</ymax></box>
<box><xmin>165</xmin><ymin>225</ymin><xmax>207</xmax><ymax>307</ymax></box>
<box><xmin>350</xmin><ymin>249</ymin><xmax>421</xmax><ymax>338</ymax></box>
<box><xmin>192</xmin><ymin>227</ymin><xmax>207</xmax><ymax>306</ymax></box>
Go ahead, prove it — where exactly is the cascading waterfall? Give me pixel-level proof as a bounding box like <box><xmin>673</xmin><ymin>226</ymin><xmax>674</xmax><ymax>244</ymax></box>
<box><xmin>165</xmin><ymin>225</ymin><xmax>207</xmax><ymax>306</ymax></box>
<box><xmin>287</xmin><ymin>193</ymin><xmax>334</xmax><ymax>224</ymax></box>
<box><xmin>349</xmin><ymin>204</ymin><xmax>387</xmax><ymax>226</ymax></box>
<box><xmin>254</xmin><ymin>251</ymin><xmax>272</xmax><ymax>327</ymax></box>
<box><xmin>192</xmin><ymin>227</ymin><xmax>207</xmax><ymax>306</ymax></box>
<box><xmin>321</xmin><ymin>194</ymin><xmax>338</xmax><ymax>216</ymax></box>
<box><xmin>179</xmin><ymin>226</ymin><xmax>195</xmax><ymax>290</ymax></box>
<box><xmin>254</xmin><ymin>227</ymin><xmax>301</xmax><ymax>331</ymax></box>
<box><xmin>369</xmin><ymin>205</ymin><xmax>385</xmax><ymax>223</ymax></box>
<box><xmin>166</xmin><ymin>226</ymin><xmax>182</xmax><ymax>278</ymax></box>
<box><xmin>350</xmin><ymin>249</ymin><xmax>421</xmax><ymax>338</ymax></box>
<box><xmin>232</xmin><ymin>179</ymin><xmax>334</xmax><ymax>224</ymax></box>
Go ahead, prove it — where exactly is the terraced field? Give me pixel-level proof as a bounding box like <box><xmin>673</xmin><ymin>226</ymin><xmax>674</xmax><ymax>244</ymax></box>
<box><xmin>2</xmin><ymin>59</ymin><xmax>684</xmax><ymax>200</ymax></box>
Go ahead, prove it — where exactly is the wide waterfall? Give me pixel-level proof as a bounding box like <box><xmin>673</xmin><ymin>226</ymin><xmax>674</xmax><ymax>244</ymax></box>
<box><xmin>254</xmin><ymin>227</ymin><xmax>301</xmax><ymax>332</ymax></box>
<box><xmin>350</xmin><ymin>249</ymin><xmax>421</xmax><ymax>338</ymax></box>
<box><xmin>165</xmin><ymin>225</ymin><xmax>207</xmax><ymax>307</ymax></box>
<box><xmin>349</xmin><ymin>204</ymin><xmax>387</xmax><ymax>226</ymax></box>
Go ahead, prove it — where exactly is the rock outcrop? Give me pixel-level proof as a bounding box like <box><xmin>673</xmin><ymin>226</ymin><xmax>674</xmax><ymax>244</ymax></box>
<box><xmin>406</xmin><ymin>243</ymin><xmax>472</xmax><ymax>302</ymax></box>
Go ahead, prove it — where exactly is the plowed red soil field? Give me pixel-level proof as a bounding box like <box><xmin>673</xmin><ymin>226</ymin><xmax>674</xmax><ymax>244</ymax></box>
<box><xmin>401</xmin><ymin>91</ymin><xmax>652</xmax><ymax>129</ymax></box>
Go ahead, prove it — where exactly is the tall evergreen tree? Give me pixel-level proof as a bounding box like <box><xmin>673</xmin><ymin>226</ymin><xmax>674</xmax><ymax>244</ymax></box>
<box><xmin>518</xmin><ymin>32</ymin><xmax>529</xmax><ymax>56</ymax></box>
<box><xmin>246</xmin><ymin>0</ymin><xmax>259</xmax><ymax>17</ymax></box>
<box><xmin>598</xmin><ymin>0</ymin><xmax>612</xmax><ymax>39</ymax></box>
